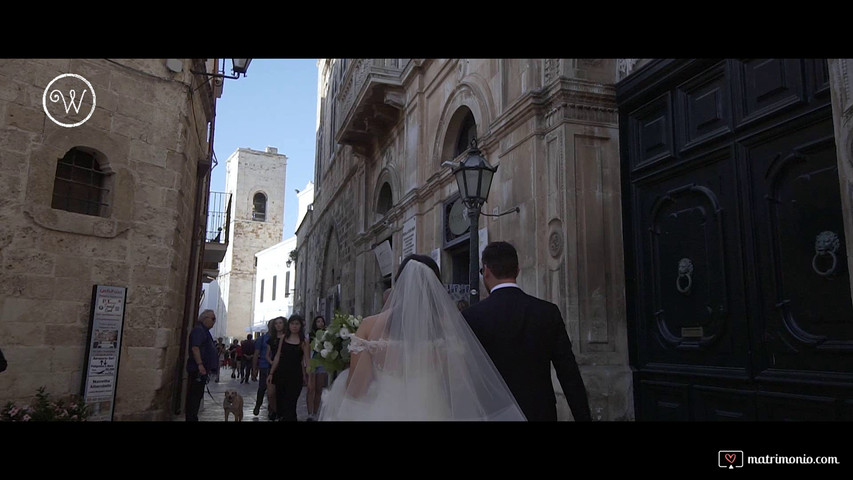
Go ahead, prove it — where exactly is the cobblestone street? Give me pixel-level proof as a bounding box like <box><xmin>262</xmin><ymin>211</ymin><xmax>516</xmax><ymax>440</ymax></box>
<box><xmin>172</xmin><ymin>366</ymin><xmax>310</xmax><ymax>422</ymax></box>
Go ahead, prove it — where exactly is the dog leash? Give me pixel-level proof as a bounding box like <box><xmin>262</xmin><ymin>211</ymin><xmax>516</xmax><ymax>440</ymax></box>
<box><xmin>205</xmin><ymin>384</ymin><xmax>216</xmax><ymax>401</ymax></box>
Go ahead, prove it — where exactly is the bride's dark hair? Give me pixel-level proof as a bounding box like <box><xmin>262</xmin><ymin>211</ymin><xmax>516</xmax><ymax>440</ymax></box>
<box><xmin>387</xmin><ymin>254</ymin><xmax>442</xmax><ymax>335</ymax></box>
<box><xmin>396</xmin><ymin>254</ymin><xmax>440</xmax><ymax>281</ymax></box>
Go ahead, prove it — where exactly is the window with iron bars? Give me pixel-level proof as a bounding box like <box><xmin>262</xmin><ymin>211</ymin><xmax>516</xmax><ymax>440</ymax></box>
<box><xmin>51</xmin><ymin>148</ymin><xmax>110</xmax><ymax>217</ymax></box>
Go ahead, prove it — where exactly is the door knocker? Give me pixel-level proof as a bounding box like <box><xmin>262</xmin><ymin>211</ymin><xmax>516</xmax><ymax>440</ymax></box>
<box><xmin>676</xmin><ymin>258</ymin><xmax>693</xmax><ymax>295</ymax></box>
<box><xmin>812</xmin><ymin>231</ymin><xmax>840</xmax><ymax>277</ymax></box>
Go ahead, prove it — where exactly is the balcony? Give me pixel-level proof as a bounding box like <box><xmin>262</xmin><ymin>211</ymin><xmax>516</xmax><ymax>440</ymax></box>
<box><xmin>335</xmin><ymin>59</ymin><xmax>407</xmax><ymax>148</ymax></box>
<box><xmin>203</xmin><ymin>191</ymin><xmax>232</xmax><ymax>282</ymax></box>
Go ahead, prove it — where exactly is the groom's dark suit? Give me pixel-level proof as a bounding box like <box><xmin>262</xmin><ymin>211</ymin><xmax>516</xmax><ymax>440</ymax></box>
<box><xmin>463</xmin><ymin>286</ymin><xmax>591</xmax><ymax>421</ymax></box>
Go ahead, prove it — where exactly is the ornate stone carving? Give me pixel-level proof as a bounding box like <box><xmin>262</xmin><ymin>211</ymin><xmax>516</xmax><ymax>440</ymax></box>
<box><xmin>549</xmin><ymin>230</ymin><xmax>563</xmax><ymax>258</ymax></box>
<box><xmin>543</xmin><ymin>78</ymin><xmax>618</xmax><ymax>128</ymax></box>
<box><xmin>384</xmin><ymin>89</ymin><xmax>405</xmax><ymax>110</ymax></box>
<box><xmin>544</xmin><ymin>59</ymin><xmax>560</xmax><ymax>84</ymax></box>
<box><xmin>617</xmin><ymin>58</ymin><xmax>639</xmax><ymax>81</ymax></box>
<box><xmin>457</xmin><ymin>59</ymin><xmax>468</xmax><ymax>82</ymax></box>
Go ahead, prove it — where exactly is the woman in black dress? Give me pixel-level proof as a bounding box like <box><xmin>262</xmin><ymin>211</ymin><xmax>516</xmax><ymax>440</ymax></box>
<box><xmin>267</xmin><ymin>314</ymin><xmax>309</xmax><ymax>421</ymax></box>
<box><xmin>264</xmin><ymin>316</ymin><xmax>286</xmax><ymax>420</ymax></box>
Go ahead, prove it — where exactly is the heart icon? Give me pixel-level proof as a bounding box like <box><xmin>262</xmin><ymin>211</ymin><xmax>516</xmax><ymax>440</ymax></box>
<box><xmin>725</xmin><ymin>453</ymin><xmax>736</xmax><ymax>464</ymax></box>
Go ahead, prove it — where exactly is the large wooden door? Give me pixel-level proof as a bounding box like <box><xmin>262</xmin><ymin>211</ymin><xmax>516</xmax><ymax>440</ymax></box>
<box><xmin>617</xmin><ymin>59</ymin><xmax>853</xmax><ymax>421</ymax></box>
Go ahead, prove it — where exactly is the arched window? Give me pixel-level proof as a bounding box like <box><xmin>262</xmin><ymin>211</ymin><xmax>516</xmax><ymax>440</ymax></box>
<box><xmin>376</xmin><ymin>182</ymin><xmax>393</xmax><ymax>216</ymax></box>
<box><xmin>51</xmin><ymin>147</ymin><xmax>109</xmax><ymax>217</ymax></box>
<box><xmin>252</xmin><ymin>192</ymin><xmax>267</xmax><ymax>221</ymax></box>
<box><xmin>454</xmin><ymin>111</ymin><xmax>477</xmax><ymax>158</ymax></box>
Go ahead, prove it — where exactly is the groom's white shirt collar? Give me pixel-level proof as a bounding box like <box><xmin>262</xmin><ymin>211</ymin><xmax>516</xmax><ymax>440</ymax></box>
<box><xmin>489</xmin><ymin>282</ymin><xmax>520</xmax><ymax>293</ymax></box>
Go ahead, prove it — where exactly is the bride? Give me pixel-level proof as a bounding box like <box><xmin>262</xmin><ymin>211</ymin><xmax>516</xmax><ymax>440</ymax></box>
<box><xmin>319</xmin><ymin>254</ymin><xmax>526</xmax><ymax>421</ymax></box>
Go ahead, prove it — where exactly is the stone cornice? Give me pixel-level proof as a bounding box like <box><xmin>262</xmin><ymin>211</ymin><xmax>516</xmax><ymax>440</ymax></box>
<box><xmin>481</xmin><ymin>89</ymin><xmax>545</xmax><ymax>152</ymax></box>
<box><xmin>542</xmin><ymin>77</ymin><xmax>618</xmax><ymax>128</ymax></box>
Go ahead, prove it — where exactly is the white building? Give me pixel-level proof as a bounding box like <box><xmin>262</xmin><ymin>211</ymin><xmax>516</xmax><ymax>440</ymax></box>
<box><xmin>252</xmin><ymin>181</ymin><xmax>314</xmax><ymax>327</ymax></box>
<box><xmin>253</xmin><ymin>237</ymin><xmax>297</xmax><ymax>327</ymax></box>
<box><xmin>218</xmin><ymin>146</ymin><xmax>287</xmax><ymax>339</ymax></box>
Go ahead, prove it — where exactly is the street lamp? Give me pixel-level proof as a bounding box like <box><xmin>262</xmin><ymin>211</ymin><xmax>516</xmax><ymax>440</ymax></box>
<box><xmin>450</xmin><ymin>138</ymin><xmax>497</xmax><ymax>305</ymax></box>
<box><xmin>192</xmin><ymin>58</ymin><xmax>253</xmax><ymax>80</ymax></box>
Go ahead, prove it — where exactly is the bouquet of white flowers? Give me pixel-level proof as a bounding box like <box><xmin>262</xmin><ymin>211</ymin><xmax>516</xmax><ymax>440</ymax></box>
<box><xmin>309</xmin><ymin>311</ymin><xmax>362</xmax><ymax>375</ymax></box>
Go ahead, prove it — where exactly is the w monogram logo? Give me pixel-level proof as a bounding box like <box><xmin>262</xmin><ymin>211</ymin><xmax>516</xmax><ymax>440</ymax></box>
<box><xmin>51</xmin><ymin>88</ymin><xmax>88</xmax><ymax>114</ymax></box>
<box><xmin>42</xmin><ymin>73</ymin><xmax>97</xmax><ymax>128</ymax></box>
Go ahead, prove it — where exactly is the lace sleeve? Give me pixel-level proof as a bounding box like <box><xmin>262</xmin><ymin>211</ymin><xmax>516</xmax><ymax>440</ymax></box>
<box><xmin>348</xmin><ymin>335</ymin><xmax>391</xmax><ymax>354</ymax></box>
<box><xmin>348</xmin><ymin>335</ymin><xmax>368</xmax><ymax>353</ymax></box>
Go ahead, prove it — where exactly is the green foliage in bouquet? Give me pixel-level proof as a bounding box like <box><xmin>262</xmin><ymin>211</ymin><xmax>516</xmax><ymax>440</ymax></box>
<box><xmin>309</xmin><ymin>310</ymin><xmax>363</xmax><ymax>375</ymax></box>
<box><xmin>1</xmin><ymin>386</ymin><xmax>90</xmax><ymax>422</ymax></box>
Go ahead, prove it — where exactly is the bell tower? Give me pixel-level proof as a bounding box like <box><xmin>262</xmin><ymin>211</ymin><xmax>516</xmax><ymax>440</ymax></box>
<box><xmin>219</xmin><ymin>146</ymin><xmax>287</xmax><ymax>339</ymax></box>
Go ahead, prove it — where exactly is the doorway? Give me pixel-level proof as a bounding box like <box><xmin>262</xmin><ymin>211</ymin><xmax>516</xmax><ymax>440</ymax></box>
<box><xmin>617</xmin><ymin>59</ymin><xmax>853</xmax><ymax>420</ymax></box>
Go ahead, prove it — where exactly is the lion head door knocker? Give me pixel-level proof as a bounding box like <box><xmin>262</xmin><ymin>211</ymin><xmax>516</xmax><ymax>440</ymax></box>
<box><xmin>676</xmin><ymin>258</ymin><xmax>694</xmax><ymax>295</ymax></box>
<box><xmin>812</xmin><ymin>231</ymin><xmax>841</xmax><ymax>277</ymax></box>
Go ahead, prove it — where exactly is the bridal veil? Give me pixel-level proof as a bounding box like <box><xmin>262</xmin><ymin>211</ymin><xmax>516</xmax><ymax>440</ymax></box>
<box><xmin>319</xmin><ymin>258</ymin><xmax>525</xmax><ymax>421</ymax></box>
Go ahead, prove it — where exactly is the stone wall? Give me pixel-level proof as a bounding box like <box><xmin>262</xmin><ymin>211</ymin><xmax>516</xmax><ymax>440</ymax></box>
<box><xmin>0</xmin><ymin>59</ymin><xmax>213</xmax><ymax>420</ymax></box>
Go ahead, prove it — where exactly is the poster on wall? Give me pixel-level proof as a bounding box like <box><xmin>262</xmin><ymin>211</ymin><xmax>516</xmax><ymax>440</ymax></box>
<box><xmin>373</xmin><ymin>240</ymin><xmax>393</xmax><ymax>277</ymax></box>
<box><xmin>81</xmin><ymin>285</ymin><xmax>127</xmax><ymax>421</ymax></box>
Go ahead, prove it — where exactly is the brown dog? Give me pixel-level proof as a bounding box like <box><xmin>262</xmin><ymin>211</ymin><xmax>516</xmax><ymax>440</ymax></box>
<box><xmin>223</xmin><ymin>389</ymin><xmax>244</xmax><ymax>422</ymax></box>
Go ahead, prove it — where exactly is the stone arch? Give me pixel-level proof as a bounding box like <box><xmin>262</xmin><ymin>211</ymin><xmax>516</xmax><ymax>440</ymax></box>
<box><xmin>372</xmin><ymin>163</ymin><xmax>401</xmax><ymax>224</ymax></box>
<box><xmin>376</xmin><ymin>182</ymin><xmax>393</xmax><ymax>215</ymax></box>
<box><xmin>320</xmin><ymin>226</ymin><xmax>341</xmax><ymax>295</ymax></box>
<box><xmin>320</xmin><ymin>225</ymin><xmax>341</xmax><ymax>320</ymax></box>
<box><xmin>252</xmin><ymin>191</ymin><xmax>267</xmax><ymax>221</ymax></box>
<box><xmin>432</xmin><ymin>78</ymin><xmax>495</xmax><ymax>166</ymax></box>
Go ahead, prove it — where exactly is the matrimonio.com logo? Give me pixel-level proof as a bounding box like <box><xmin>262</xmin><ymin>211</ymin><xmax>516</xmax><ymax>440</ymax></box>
<box><xmin>42</xmin><ymin>73</ymin><xmax>96</xmax><ymax>128</ymax></box>
<box><xmin>719</xmin><ymin>450</ymin><xmax>841</xmax><ymax>469</ymax></box>
<box><xmin>719</xmin><ymin>450</ymin><xmax>744</xmax><ymax>469</ymax></box>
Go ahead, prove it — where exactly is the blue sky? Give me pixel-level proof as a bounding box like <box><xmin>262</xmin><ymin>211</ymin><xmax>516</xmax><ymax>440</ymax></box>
<box><xmin>210</xmin><ymin>58</ymin><xmax>318</xmax><ymax>239</ymax></box>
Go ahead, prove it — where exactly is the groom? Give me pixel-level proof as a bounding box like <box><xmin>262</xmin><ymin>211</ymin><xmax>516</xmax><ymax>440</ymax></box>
<box><xmin>462</xmin><ymin>241</ymin><xmax>592</xmax><ymax>421</ymax></box>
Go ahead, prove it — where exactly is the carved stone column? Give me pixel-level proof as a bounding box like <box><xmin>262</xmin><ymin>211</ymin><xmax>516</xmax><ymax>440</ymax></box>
<box><xmin>828</xmin><ymin>59</ymin><xmax>853</xmax><ymax>306</ymax></box>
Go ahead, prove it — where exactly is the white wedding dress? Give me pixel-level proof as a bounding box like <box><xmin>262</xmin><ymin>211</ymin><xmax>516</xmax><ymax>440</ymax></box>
<box><xmin>319</xmin><ymin>337</ymin><xmax>453</xmax><ymax>421</ymax></box>
<box><xmin>318</xmin><ymin>260</ymin><xmax>525</xmax><ymax>422</ymax></box>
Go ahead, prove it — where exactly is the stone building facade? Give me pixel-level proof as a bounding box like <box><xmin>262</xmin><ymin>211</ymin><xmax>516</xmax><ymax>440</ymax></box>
<box><xmin>295</xmin><ymin>59</ymin><xmax>632</xmax><ymax>421</ymax></box>
<box><xmin>218</xmin><ymin>147</ymin><xmax>286</xmax><ymax>339</ymax></box>
<box><xmin>0</xmin><ymin>58</ymin><xmax>221</xmax><ymax>420</ymax></box>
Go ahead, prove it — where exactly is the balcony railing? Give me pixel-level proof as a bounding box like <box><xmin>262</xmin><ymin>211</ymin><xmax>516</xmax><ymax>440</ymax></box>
<box><xmin>203</xmin><ymin>192</ymin><xmax>231</xmax><ymax>279</ymax></box>
<box><xmin>206</xmin><ymin>191</ymin><xmax>232</xmax><ymax>244</ymax></box>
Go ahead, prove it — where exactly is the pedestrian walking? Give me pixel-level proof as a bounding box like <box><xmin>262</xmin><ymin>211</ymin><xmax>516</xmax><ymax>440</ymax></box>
<box><xmin>184</xmin><ymin>309</ymin><xmax>219</xmax><ymax>422</ymax></box>
<box><xmin>462</xmin><ymin>241</ymin><xmax>591</xmax><ymax>421</ymax></box>
<box><xmin>240</xmin><ymin>334</ymin><xmax>255</xmax><ymax>384</ymax></box>
<box><xmin>253</xmin><ymin>319</ymin><xmax>274</xmax><ymax>418</ymax></box>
